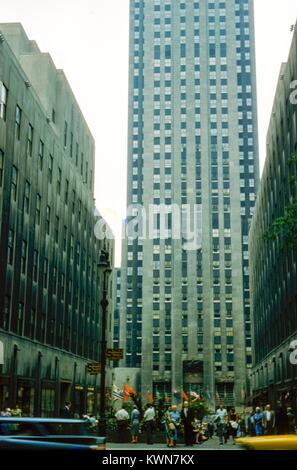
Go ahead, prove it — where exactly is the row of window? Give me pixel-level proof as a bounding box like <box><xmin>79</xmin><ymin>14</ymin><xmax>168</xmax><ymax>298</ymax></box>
<box><xmin>0</xmin><ymin>82</ymin><xmax>92</xmax><ymax>190</ymax></box>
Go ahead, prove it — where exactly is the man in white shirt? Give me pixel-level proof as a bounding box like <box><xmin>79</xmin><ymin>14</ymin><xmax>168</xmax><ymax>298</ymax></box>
<box><xmin>215</xmin><ymin>405</ymin><xmax>227</xmax><ymax>445</ymax></box>
<box><xmin>115</xmin><ymin>406</ymin><xmax>129</xmax><ymax>439</ymax></box>
<box><xmin>143</xmin><ymin>403</ymin><xmax>155</xmax><ymax>444</ymax></box>
<box><xmin>263</xmin><ymin>404</ymin><xmax>275</xmax><ymax>435</ymax></box>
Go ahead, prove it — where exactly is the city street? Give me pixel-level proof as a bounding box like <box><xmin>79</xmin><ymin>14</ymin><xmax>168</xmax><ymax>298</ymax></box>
<box><xmin>107</xmin><ymin>437</ymin><xmax>242</xmax><ymax>451</ymax></box>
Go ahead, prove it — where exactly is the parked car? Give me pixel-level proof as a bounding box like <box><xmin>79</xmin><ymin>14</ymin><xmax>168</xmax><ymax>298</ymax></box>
<box><xmin>0</xmin><ymin>417</ymin><xmax>106</xmax><ymax>450</ymax></box>
<box><xmin>235</xmin><ymin>434</ymin><xmax>297</xmax><ymax>450</ymax></box>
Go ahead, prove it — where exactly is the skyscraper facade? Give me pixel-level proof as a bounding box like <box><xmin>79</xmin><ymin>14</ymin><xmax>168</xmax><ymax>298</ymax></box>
<box><xmin>0</xmin><ymin>23</ymin><xmax>114</xmax><ymax>416</ymax></box>
<box><xmin>120</xmin><ymin>0</ymin><xmax>259</xmax><ymax>407</ymax></box>
<box><xmin>250</xmin><ymin>24</ymin><xmax>297</xmax><ymax>409</ymax></box>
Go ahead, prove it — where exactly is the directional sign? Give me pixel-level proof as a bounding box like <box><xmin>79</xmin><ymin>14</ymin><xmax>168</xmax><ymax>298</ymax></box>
<box><xmin>86</xmin><ymin>363</ymin><xmax>101</xmax><ymax>374</ymax></box>
<box><xmin>106</xmin><ymin>348</ymin><xmax>124</xmax><ymax>360</ymax></box>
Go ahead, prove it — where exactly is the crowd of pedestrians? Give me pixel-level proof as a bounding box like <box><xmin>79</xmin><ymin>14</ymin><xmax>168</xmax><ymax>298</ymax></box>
<box><xmin>114</xmin><ymin>400</ymin><xmax>296</xmax><ymax>447</ymax></box>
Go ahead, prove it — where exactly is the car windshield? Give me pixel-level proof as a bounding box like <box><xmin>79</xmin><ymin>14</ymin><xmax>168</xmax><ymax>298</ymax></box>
<box><xmin>41</xmin><ymin>422</ymin><xmax>90</xmax><ymax>436</ymax></box>
<box><xmin>0</xmin><ymin>421</ymin><xmax>93</xmax><ymax>437</ymax></box>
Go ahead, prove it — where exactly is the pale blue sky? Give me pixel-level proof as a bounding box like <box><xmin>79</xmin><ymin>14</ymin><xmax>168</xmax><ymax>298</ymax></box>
<box><xmin>1</xmin><ymin>0</ymin><xmax>297</xmax><ymax>265</ymax></box>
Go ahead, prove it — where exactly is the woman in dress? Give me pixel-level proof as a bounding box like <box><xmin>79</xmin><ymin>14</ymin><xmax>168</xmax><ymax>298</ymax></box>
<box><xmin>253</xmin><ymin>407</ymin><xmax>264</xmax><ymax>436</ymax></box>
<box><xmin>130</xmin><ymin>405</ymin><xmax>141</xmax><ymax>443</ymax></box>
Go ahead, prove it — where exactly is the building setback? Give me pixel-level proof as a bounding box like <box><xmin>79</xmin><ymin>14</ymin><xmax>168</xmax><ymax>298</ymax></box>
<box><xmin>0</xmin><ymin>23</ymin><xmax>114</xmax><ymax>417</ymax></box>
<box><xmin>250</xmin><ymin>22</ymin><xmax>297</xmax><ymax>411</ymax></box>
<box><xmin>120</xmin><ymin>0</ymin><xmax>259</xmax><ymax>407</ymax></box>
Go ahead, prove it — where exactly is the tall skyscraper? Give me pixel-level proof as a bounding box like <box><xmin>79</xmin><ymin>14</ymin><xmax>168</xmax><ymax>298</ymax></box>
<box><xmin>120</xmin><ymin>0</ymin><xmax>259</xmax><ymax>407</ymax></box>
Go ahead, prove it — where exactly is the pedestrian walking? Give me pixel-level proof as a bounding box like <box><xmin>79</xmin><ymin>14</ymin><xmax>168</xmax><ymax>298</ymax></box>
<box><xmin>229</xmin><ymin>410</ymin><xmax>238</xmax><ymax>445</ymax></box>
<box><xmin>263</xmin><ymin>404</ymin><xmax>275</xmax><ymax>435</ymax></box>
<box><xmin>130</xmin><ymin>405</ymin><xmax>141</xmax><ymax>444</ymax></box>
<box><xmin>275</xmin><ymin>405</ymin><xmax>288</xmax><ymax>434</ymax></box>
<box><xmin>247</xmin><ymin>410</ymin><xmax>255</xmax><ymax>436</ymax></box>
<box><xmin>162</xmin><ymin>405</ymin><xmax>174</xmax><ymax>447</ymax></box>
<box><xmin>181</xmin><ymin>401</ymin><xmax>195</xmax><ymax>446</ymax></box>
<box><xmin>11</xmin><ymin>404</ymin><xmax>22</xmax><ymax>417</ymax></box>
<box><xmin>214</xmin><ymin>404</ymin><xmax>227</xmax><ymax>445</ymax></box>
<box><xmin>253</xmin><ymin>407</ymin><xmax>264</xmax><ymax>436</ymax></box>
<box><xmin>143</xmin><ymin>403</ymin><xmax>155</xmax><ymax>445</ymax></box>
<box><xmin>61</xmin><ymin>401</ymin><xmax>72</xmax><ymax>418</ymax></box>
<box><xmin>115</xmin><ymin>405</ymin><xmax>130</xmax><ymax>442</ymax></box>
<box><xmin>169</xmin><ymin>405</ymin><xmax>181</xmax><ymax>445</ymax></box>
<box><xmin>0</xmin><ymin>407</ymin><xmax>11</xmax><ymax>417</ymax></box>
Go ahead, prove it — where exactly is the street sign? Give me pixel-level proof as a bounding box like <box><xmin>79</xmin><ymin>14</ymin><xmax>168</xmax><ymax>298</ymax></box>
<box><xmin>86</xmin><ymin>362</ymin><xmax>101</xmax><ymax>374</ymax></box>
<box><xmin>106</xmin><ymin>348</ymin><xmax>124</xmax><ymax>360</ymax></box>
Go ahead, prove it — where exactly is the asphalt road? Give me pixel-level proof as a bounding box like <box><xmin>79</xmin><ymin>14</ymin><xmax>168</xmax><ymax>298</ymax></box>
<box><xmin>107</xmin><ymin>436</ymin><xmax>242</xmax><ymax>451</ymax></box>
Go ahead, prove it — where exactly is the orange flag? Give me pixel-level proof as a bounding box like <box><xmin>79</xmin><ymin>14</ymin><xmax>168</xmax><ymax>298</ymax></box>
<box><xmin>146</xmin><ymin>391</ymin><xmax>154</xmax><ymax>403</ymax></box>
<box><xmin>182</xmin><ymin>389</ymin><xmax>189</xmax><ymax>401</ymax></box>
<box><xmin>124</xmin><ymin>383</ymin><xmax>136</xmax><ymax>396</ymax></box>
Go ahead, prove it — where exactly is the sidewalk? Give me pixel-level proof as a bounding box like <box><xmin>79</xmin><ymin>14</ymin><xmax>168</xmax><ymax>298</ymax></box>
<box><xmin>107</xmin><ymin>437</ymin><xmax>242</xmax><ymax>451</ymax></box>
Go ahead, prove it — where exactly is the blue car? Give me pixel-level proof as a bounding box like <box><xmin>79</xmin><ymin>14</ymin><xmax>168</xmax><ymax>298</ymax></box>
<box><xmin>0</xmin><ymin>417</ymin><xmax>106</xmax><ymax>450</ymax></box>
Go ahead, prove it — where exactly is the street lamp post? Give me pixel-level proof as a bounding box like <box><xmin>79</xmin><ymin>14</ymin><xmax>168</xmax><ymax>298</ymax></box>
<box><xmin>98</xmin><ymin>248</ymin><xmax>112</xmax><ymax>436</ymax></box>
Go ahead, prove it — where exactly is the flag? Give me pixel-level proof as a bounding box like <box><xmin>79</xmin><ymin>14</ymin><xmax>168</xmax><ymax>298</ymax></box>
<box><xmin>146</xmin><ymin>391</ymin><xmax>154</xmax><ymax>403</ymax></box>
<box><xmin>182</xmin><ymin>389</ymin><xmax>189</xmax><ymax>401</ymax></box>
<box><xmin>164</xmin><ymin>393</ymin><xmax>169</xmax><ymax>403</ymax></box>
<box><xmin>216</xmin><ymin>390</ymin><xmax>220</xmax><ymax>401</ymax></box>
<box><xmin>190</xmin><ymin>391</ymin><xmax>200</xmax><ymax>399</ymax></box>
<box><xmin>123</xmin><ymin>383</ymin><xmax>136</xmax><ymax>400</ymax></box>
<box><xmin>112</xmin><ymin>385</ymin><xmax>124</xmax><ymax>401</ymax></box>
<box><xmin>155</xmin><ymin>389</ymin><xmax>161</xmax><ymax>401</ymax></box>
<box><xmin>224</xmin><ymin>385</ymin><xmax>227</xmax><ymax>400</ymax></box>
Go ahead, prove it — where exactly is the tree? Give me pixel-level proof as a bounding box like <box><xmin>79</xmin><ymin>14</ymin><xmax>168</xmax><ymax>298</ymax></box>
<box><xmin>264</xmin><ymin>151</ymin><xmax>297</xmax><ymax>249</ymax></box>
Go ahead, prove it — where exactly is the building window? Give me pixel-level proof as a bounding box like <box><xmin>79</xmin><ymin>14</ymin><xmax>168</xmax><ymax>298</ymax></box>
<box><xmin>57</xmin><ymin>168</ymin><xmax>62</xmax><ymax>194</ymax></box>
<box><xmin>48</xmin><ymin>154</ymin><xmax>53</xmax><ymax>182</ymax></box>
<box><xmin>0</xmin><ymin>82</ymin><xmax>8</xmax><ymax>121</ymax></box>
<box><xmin>70</xmin><ymin>235</ymin><xmax>74</xmax><ymax>258</ymax></box>
<box><xmin>64</xmin><ymin>121</ymin><xmax>68</xmax><ymax>147</ymax></box>
<box><xmin>21</xmin><ymin>240</ymin><xmax>27</xmax><ymax>274</ymax></box>
<box><xmin>70</xmin><ymin>132</ymin><xmax>73</xmax><ymax>158</ymax></box>
<box><xmin>24</xmin><ymin>180</ymin><xmax>30</xmax><ymax>214</ymax></box>
<box><xmin>4</xmin><ymin>296</ymin><xmax>11</xmax><ymax>330</ymax></box>
<box><xmin>11</xmin><ymin>166</ymin><xmax>18</xmax><ymax>201</ymax></box>
<box><xmin>0</xmin><ymin>149</ymin><xmax>4</xmax><ymax>187</ymax></box>
<box><xmin>27</xmin><ymin>124</ymin><xmax>33</xmax><ymax>157</ymax></box>
<box><xmin>46</xmin><ymin>206</ymin><xmax>51</xmax><ymax>234</ymax></box>
<box><xmin>30</xmin><ymin>308</ymin><xmax>36</xmax><ymax>339</ymax></box>
<box><xmin>55</xmin><ymin>216</ymin><xmax>59</xmax><ymax>244</ymax></box>
<box><xmin>33</xmin><ymin>250</ymin><xmax>38</xmax><ymax>282</ymax></box>
<box><xmin>17</xmin><ymin>302</ymin><xmax>24</xmax><ymax>335</ymax></box>
<box><xmin>72</xmin><ymin>190</ymin><xmax>76</xmax><ymax>214</ymax></box>
<box><xmin>43</xmin><ymin>258</ymin><xmax>49</xmax><ymax>289</ymax></box>
<box><xmin>65</xmin><ymin>179</ymin><xmax>69</xmax><ymax>204</ymax></box>
<box><xmin>36</xmin><ymin>194</ymin><xmax>41</xmax><ymax>225</ymax></box>
<box><xmin>52</xmin><ymin>109</ymin><xmax>56</xmax><ymax>123</ymax></box>
<box><xmin>53</xmin><ymin>267</ymin><xmax>57</xmax><ymax>294</ymax></box>
<box><xmin>38</xmin><ymin>140</ymin><xmax>44</xmax><ymax>171</ymax></box>
<box><xmin>7</xmin><ymin>229</ymin><xmax>14</xmax><ymax>265</ymax></box>
<box><xmin>75</xmin><ymin>143</ymin><xmax>79</xmax><ymax>166</ymax></box>
<box><xmin>15</xmin><ymin>105</ymin><xmax>22</xmax><ymax>140</ymax></box>
<box><xmin>63</xmin><ymin>226</ymin><xmax>67</xmax><ymax>251</ymax></box>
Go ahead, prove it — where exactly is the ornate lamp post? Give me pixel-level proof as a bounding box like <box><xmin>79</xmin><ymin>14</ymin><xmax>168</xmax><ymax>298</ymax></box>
<box><xmin>98</xmin><ymin>247</ymin><xmax>112</xmax><ymax>436</ymax></box>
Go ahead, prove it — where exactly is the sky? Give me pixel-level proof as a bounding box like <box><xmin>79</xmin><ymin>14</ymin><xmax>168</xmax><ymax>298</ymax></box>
<box><xmin>1</xmin><ymin>0</ymin><xmax>297</xmax><ymax>266</ymax></box>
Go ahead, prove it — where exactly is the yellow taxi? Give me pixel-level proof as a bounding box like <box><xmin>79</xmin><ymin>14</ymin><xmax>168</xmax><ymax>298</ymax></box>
<box><xmin>235</xmin><ymin>434</ymin><xmax>297</xmax><ymax>450</ymax></box>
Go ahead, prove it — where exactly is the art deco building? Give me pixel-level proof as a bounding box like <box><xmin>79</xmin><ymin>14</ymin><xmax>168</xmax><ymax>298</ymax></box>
<box><xmin>0</xmin><ymin>23</ymin><xmax>113</xmax><ymax>416</ymax></box>
<box><xmin>120</xmin><ymin>0</ymin><xmax>259</xmax><ymax>407</ymax></box>
<box><xmin>250</xmin><ymin>22</ymin><xmax>297</xmax><ymax>409</ymax></box>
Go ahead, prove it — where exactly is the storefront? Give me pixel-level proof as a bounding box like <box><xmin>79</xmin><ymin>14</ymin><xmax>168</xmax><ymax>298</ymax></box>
<box><xmin>41</xmin><ymin>382</ymin><xmax>55</xmax><ymax>417</ymax></box>
<box><xmin>17</xmin><ymin>379</ymin><xmax>35</xmax><ymax>416</ymax></box>
<box><xmin>86</xmin><ymin>387</ymin><xmax>95</xmax><ymax>415</ymax></box>
<box><xmin>73</xmin><ymin>385</ymin><xmax>85</xmax><ymax>417</ymax></box>
<box><xmin>0</xmin><ymin>376</ymin><xmax>9</xmax><ymax>411</ymax></box>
